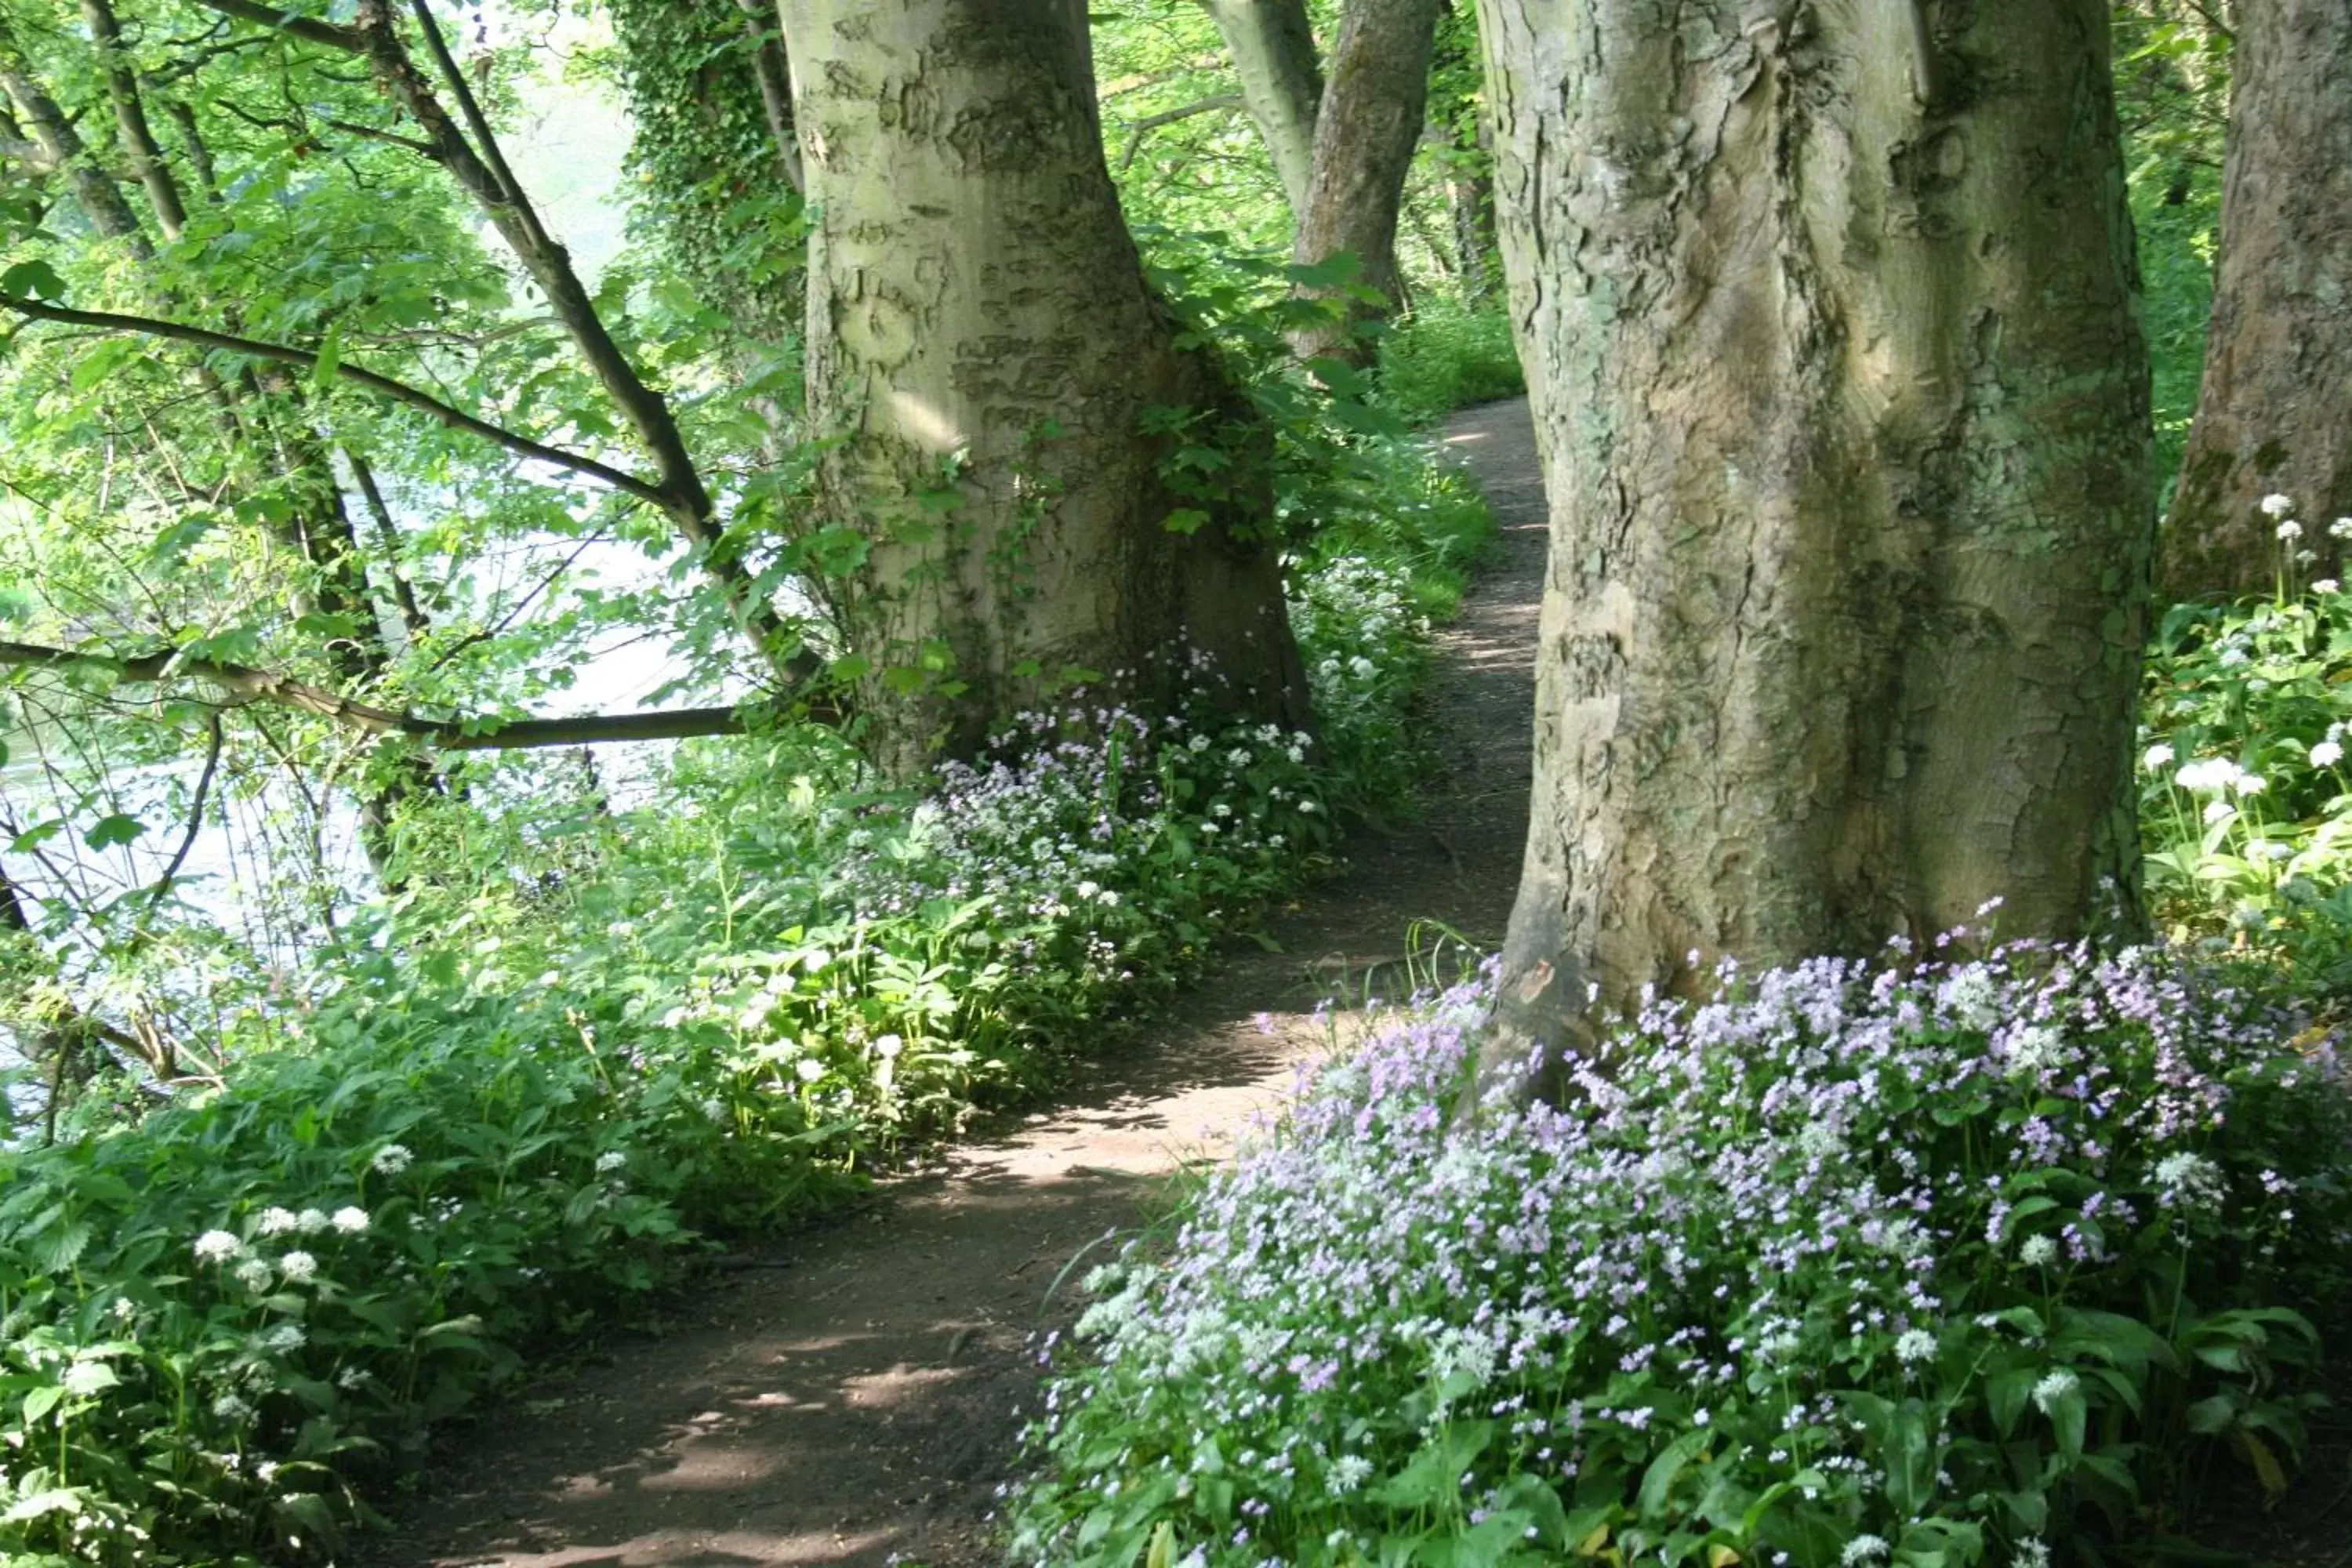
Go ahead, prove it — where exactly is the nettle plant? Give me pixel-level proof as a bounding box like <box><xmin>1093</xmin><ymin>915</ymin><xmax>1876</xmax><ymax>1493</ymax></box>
<box><xmin>2140</xmin><ymin>520</ymin><xmax>2352</xmax><ymax>992</ymax></box>
<box><xmin>1014</xmin><ymin>930</ymin><xmax>2352</xmax><ymax>1568</ymax></box>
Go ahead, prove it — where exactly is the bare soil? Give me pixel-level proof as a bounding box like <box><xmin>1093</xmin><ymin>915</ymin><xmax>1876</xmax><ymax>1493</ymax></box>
<box><xmin>355</xmin><ymin>397</ymin><xmax>1547</xmax><ymax>1568</ymax></box>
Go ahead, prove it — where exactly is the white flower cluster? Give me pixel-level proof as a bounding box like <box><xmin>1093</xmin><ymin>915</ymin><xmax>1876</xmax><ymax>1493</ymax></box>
<box><xmin>2172</xmin><ymin>757</ymin><xmax>2266</xmax><ymax>796</ymax></box>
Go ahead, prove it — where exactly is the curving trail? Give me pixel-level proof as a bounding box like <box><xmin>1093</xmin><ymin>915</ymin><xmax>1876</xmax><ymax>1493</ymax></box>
<box><xmin>362</xmin><ymin>397</ymin><xmax>1546</xmax><ymax>1568</ymax></box>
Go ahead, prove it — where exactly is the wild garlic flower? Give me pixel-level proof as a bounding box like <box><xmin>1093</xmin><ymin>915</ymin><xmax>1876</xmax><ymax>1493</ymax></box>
<box><xmin>2260</xmin><ymin>492</ymin><xmax>2293</xmax><ymax>517</ymax></box>
<box><xmin>2031</xmin><ymin>1370</ymin><xmax>2079</xmax><ymax>1413</ymax></box>
<box><xmin>1842</xmin><ymin>1535</ymin><xmax>1891</xmax><ymax>1566</ymax></box>
<box><xmin>2154</xmin><ymin>1151</ymin><xmax>2227</xmax><ymax>1210</ymax></box>
<box><xmin>2019</xmin><ymin>1234</ymin><xmax>2059</xmax><ymax>1267</ymax></box>
<box><xmin>278</xmin><ymin>1250</ymin><xmax>318</xmax><ymax>1284</ymax></box>
<box><xmin>372</xmin><ymin>1144</ymin><xmax>414</xmax><ymax>1175</ymax></box>
<box><xmin>211</xmin><ymin>1393</ymin><xmax>256</xmax><ymax>1423</ymax></box>
<box><xmin>1894</xmin><ymin>1328</ymin><xmax>1936</xmax><ymax>1364</ymax></box>
<box><xmin>330</xmin><ymin>1206</ymin><xmax>370</xmax><ymax>1234</ymax></box>
<box><xmin>2312</xmin><ymin>740</ymin><xmax>2343</xmax><ymax>768</ymax></box>
<box><xmin>233</xmin><ymin>1258</ymin><xmax>274</xmax><ymax>1292</ymax></box>
<box><xmin>2331</xmin><ymin>517</ymin><xmax>2352</xmax><ymax>539</ymax></box>
<box><xmin>2143</xmin><ymin>742</ymin><xmax>2174</xmax><ymax>770</ymax></box>
<box><xmin>194</xmin><ymin>1229</ymin><xmax>243</xmax><ymax>1264</ymax></box>
<box><xmin>2013</xmin><ymin>1541</ymin><xmax>2053</xmax><ymax>1568</ymax></box>
<box><xmin>256</xmin><ymin>1207</ymin><xmax>299</xmax><ymax>1237</ymax></box>
<box><xmin>595</xmin><ymin>1151</ymin><xmax>629</xmax><ymax>1174</ymax></box>
<box><xmin>2277</xmin><ymin>519</ymin><xmax>2304</xmax><ymax>541</ymax></box>
<box><xmin>296</xmin><ymin>1207</ymin><xmax>331</xmax><ymax>1235</ymax></box>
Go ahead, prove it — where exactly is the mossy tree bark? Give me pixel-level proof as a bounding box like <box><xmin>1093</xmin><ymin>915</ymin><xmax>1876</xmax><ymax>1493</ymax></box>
<box><xmin>1475</xmin><ymin>0</ymin><xmax>2154</xmax><ymax>1085</ymax></box>
<box><xmin>2159</xmin><ymin>0</ymin><xmax>2352</xmax><ymax>597</ymax></box>
<box><xmin>781</xmin><ymin>0</ymin><xmax>1308</xmax><ymax>779</ymax></box>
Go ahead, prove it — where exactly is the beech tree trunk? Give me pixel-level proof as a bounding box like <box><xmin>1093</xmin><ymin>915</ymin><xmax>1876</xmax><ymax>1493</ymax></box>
<box><xmin>2159</xmin><ymin>0</ymin><xmax>2352</xmax><ymax>597</ymax></box>
<box><xmin>782</xmin><ymin>0</ymin><xmax>1308</xmax><ymax>778</ymax></box>
<box><xmin>1199</xmin><ymin>0</ymin><xmax>1323</xmax><ymax>218</ymax></box>
<box><xmin>1287</xmin><ymin>0</ymin><xmax>1446</xmax><ymax>365</ymax></box>
<box><xmin>1476</xmin><ymin>0</ymin><xmax>2154</xmax><ymax>1080</ymax></box>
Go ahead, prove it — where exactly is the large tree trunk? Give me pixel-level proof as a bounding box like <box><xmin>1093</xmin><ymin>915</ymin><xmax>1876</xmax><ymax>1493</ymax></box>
<box><xmin>1287</xmin><ymin>0</ymin><xmax>1445</xmax><ymax>365</ymax></box>
<box><xmin>782</xmin><ymin>0</ymin><xmax>1308</xmax><ymax>779</ymax></box>
<box><xmin>2159</xmin><ymin>0</ymin><xmax>2352</xmax><ymax>598</ymax></box>
<box><xmin>1476</xmin><ymin>0</ymin><xmax>2154</xmax><ymax>1082</ymax></box>
<box><xmin>1198</xmin><ymin>0</ymin><xmax>1323</xmax><ymax>218</ymax></box>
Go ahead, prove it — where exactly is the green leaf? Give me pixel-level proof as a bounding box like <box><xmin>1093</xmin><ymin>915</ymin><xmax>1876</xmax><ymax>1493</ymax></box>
<box><xmin>1162</xmin><ymin>507</ymin><xmax>1209</xmax><ymax>536</ymax></box>
<box><xmin>84</xmin><ymin>814</ymin><xmax>146</xmax><ymax>850</ymax></box>
<box><xmin>1</xmin><ymin>259</ymin><xmax>67</xmax><ymax>301</ymax></box>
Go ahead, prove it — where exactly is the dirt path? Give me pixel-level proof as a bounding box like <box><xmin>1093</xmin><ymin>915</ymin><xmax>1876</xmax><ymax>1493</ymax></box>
<box><xmin>361</xmin><ymin>397</ymin><xmax>1545</xmax><ymax>1568</ymax></box>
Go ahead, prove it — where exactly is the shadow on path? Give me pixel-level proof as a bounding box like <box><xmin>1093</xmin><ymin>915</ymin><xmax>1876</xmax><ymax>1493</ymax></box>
<box><xmin>359</xmin><ymin>397</ymin><xmax>1546</xmax><ymax>1568</ymax></box>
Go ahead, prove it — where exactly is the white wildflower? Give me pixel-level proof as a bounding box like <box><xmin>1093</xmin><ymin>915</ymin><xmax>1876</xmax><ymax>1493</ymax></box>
<box><xmin>2019</xmin><ymin>1234</ymin><xmax>2059</xmax><ymax>1268</ymax></box>
<box><xmin>277</xmin><ymin>1250</ymin><xmax>318</xmax><ymax>1284</ymax></box>
<box><xmin>2013</xmin><ymin>1541</ymin><xmax>2052</xmax><ymax>1568</ymax></box>
<box><xmin>372</xmin><ymin>1144</ymin><xmax>414</xmax><ymax>1175</ymax></box>
<box><xmin>2276</xmin><ymin>519</ymin><xmax>2303</xmax><ymax>541</ymax></box>
<box><xmin>2142</xmin><ymin>742</ymin><xmax>2174</xmax><ymax>771</ymax></box>
<box><xmin>595</xmin><ymin>1151</ymin><xmax>629</xmax><ymax>1174</ymax></box>
<box><xmin>211</xmin><ymin>1392</ymin><xmax>256</xmax><ymax>1423</ymax></box>
<box><xmin>262</xmin><ymin>1323</ymin><xmax>307</xmax><ymax>1354</ymax></box>
<box><xmin>2154</xmin><ymin>1150</ymin><xmax>2227</xmax><ymax>1210</ymax></box>
<box><xmin>296</xmin><ymin>1207</ymin><xmax>331</xmax><ymax>1235</ymax></box>
<box><xmin>330</xmin><ymin>1206</ymin><xmax>370</xmax><ymax>1235</ymax></box>
<box><xmin>1895</xmin><ymin>1328</ymin><xmax>1937</xmax><ymax>1364</ymax></box>
<box><xmin>2031</xmin><ymin>1370</ymin><xmax>2079</xmax><ymax>1414</ymax></box>
<box><xmin>1328</xmin><ymin>1454</ymin><xmax>1374</xmax><ymax>1495</ymax></box>
<box><xmin>2004</xmin><ymin>1025</ymin><xmax>2066</xmax><ymax>1076</ymax></box>
<box><xmin>1842</xmin><ymin>1535</ymin><xmax>1891</xmax><ymax>1566</ymax></box>
<box><xmin>233</xmin><ymin>1258</ymin><xmax>273</xmax><ymax>1292</ymax></box>
<box><xmin>2317</xmin><ymin>579</ymin><xmax>2343</xmax><ymax>594</ymax></box>
<box><xmin>873</xmin><ymin>1034</ymin><xmax>903</xmax><ymax>1060</ymax></box>
<box><xmin>2260</xmin><ymin>493</ymin><xmax>2293</xmax><ymax>518</ymax></box>
<box><xmin>256</xmin><ymin>1207</ymin><xmax>299</xmax><ymax>1237</ymax></box>
<box><xmin>795</xmin><ymin>1058</ymin><xmax>826</xmax><ymax>1083</ymax></box>
<box><xmin>2331</xmin><ymin>517</ymin><xmax>2352</xmax><ymax>539</ymax></box>
<box><xmin>194</xmin><ymin>1229</ymin><xmax>243</xmax><ymax>1264</ymax></box>
<box><xmin>2312</xmin><ymin>740</ymin><xmax>2344</xmax><ymax>768</ymax></box>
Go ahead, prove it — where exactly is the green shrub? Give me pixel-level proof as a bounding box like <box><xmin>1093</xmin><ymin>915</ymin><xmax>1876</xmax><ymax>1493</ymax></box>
<box><xmin>1376</xmin><ymin>299</ymin><xmax>1525</xmax><ymax>426</ymax></box>
<box><xmin>1014</xmin><ymin>935</ymin><xmax>2351</xmax><ymax>1566</ymax></box>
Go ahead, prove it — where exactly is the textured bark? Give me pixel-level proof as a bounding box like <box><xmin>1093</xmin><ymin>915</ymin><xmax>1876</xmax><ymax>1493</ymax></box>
<box><xmin>1198</xmin><ymin>0</ymin><xmax>1323</xmax><ymax>216</ymax></box>
<box><xmin>1478</xmin><ymin>0</ymin><xmax>2154</xmax><ymax>1083</ymax></box>
<box><xmin>1446</xmin><ymin>117</ymin><xmax>1497</xmax><ymax>299</ymax></box>
<box><xmin>782</xmin><ymin>0</ymin><xmax>1308</xmax><ymax>777</ymax></box>
<box><xmin>2160</xmin><ymin>0</ymin><xmax>2352</xmax><ymax>597</ymax></box>
<box><xmin>1288</xmin><ymin>0</ymin><xmax>1446</xmax><ymax>365</ymax></box>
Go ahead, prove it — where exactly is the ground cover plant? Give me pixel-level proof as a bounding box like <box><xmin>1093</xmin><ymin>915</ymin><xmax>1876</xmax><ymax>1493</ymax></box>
<box><xmin>1014</xmin><ymin>934</ymin><xmax>2352</xmax><ymax>1566</ymax></box>
<box><xmin>2139</xmin><ymin>525</ymin><xmax>2352</xmax><ymax>998</ymax></box>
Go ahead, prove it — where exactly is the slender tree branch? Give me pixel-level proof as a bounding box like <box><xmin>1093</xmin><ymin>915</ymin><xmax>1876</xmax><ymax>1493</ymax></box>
<box><xmin>187</xmin><ymin>0</ymin><xmax>365</xmax><ymax>53</ymax></box>
<box><xmin>1118</xmin><ymin>93</ymin><xmax>1245</xmax><ymax>171</ymax></box>
<box><xmin>82</xmin><ymin>0</ymin><xmax>191</xmax><ymax>239</ymax></box>
<box><xmin>734</xmin><ymin>2</ymin><xmax>804</xmax><ymax>193</ymax></box>
<box><xmin>147</xmin><ymin>709</ymin><xmax>223</xmax><ymax>908</ymax></box>
<box><xmin>0</xmin><ymin>637</ymin><xmax>841</xmax><ymax>742</ymax></box>
<box><xmin>0</xmin><ymin>293</ymin><xmax>673</xmax><ymax>505</ymax></box>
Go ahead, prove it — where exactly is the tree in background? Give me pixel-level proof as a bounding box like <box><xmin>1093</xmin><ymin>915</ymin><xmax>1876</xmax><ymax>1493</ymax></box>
<box><xmin>2159</xmin><ymin>0</ymin><xmax>2352</xmax><ymax>597</ymax></box>
<box><xmin>779</xmin><ymin>0</ymin><xmax>1308</xmax><ymax>778</ymax></box>
<box><xmin>1200</xmin><ymin>0</ymin><xmax>1446</xmax><ymax>365</ymax></box>
<box><xmin>1475</xmin><ymin>0</ymin><xmax>2155</xmax><ymax>1080</ymax></box>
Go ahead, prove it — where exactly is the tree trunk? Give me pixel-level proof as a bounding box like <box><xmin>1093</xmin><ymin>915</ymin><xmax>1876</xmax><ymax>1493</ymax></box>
<box><xmin>1446</xmin><ymin>117</ymin><xmax>1496</xmax><ymax>301</ymax></box>
<box><xmin>2159</xmin><ymin>0</ymin><xmax>2352</xmax><ymax>598</ymax></box>
<box><xmin>1476</xmin><ymin>0</ymin><xmax>2154</xmax><ymax>1085</ymax></box>
<box><xmin>1198</xmin><ymin>0</ymin><xmax>1323</xmax><ymax>219</ymax></box>
<box><xmin>1287</xmin><ymin>0</ymin><xmax>1446</xmax><ymax>365</ymax></box>
<box><xmin>782</xmin><ymin>0</ymin><xmax>1308</xmax><ymax>779</ymax></box>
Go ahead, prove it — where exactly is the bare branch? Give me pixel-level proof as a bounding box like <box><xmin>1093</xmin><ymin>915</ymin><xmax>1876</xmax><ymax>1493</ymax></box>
<box><xmin>187</xmin><ymin>0</ymin><xmax>366</xmax><ymax>53</ymax></box>
<box><xmin>147</xmin><ymin>709</ymin><xmax>223</xmax><ymax>908</ymax></box>
<box><xmin>0</xmin><ymin>292</ymin><xmax>673</xmax><ymax>506</ymax></box>
<box><xmin>0</xmin><ymin>637</ymin><xmax>843</xmax><ymax>742</ymax></box>
<box><xmin>1117</xmin><ymin>93</ymin><xmax>1245</xmax><ymax>172</ymax></box>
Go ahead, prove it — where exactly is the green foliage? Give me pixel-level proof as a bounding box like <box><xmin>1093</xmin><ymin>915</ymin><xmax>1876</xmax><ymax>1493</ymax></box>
<box><xmin>2113</xmin><ymin>0</ymin><xmax>2230</xmax><ymax>492</ymax></box>
<box><xmin>1014</xmin><ymin>940</ymin><xmax>2350</xmax><ymax>1566</ymax></box>
<box><xmin>1375</xmin><ymin>299</ymin><xmax>1525</xmax><ymax>427</ymax></box>
<box><xmin>2139</xmin><ymin>572</ymin><xmax>2352</xmax><ymax>996</ymax></box>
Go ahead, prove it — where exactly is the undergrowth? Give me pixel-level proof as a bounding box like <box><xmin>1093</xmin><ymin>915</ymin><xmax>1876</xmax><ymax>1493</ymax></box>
<box><xmin>0</xmin><ymin>386</ymin><xmax>1497</xmax><ymax>1563</ymax></box>
<box><xmin>1016</xmin><ymin>936</ymin><xmax>2351</xmax><ymax>1567</ymax></box>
